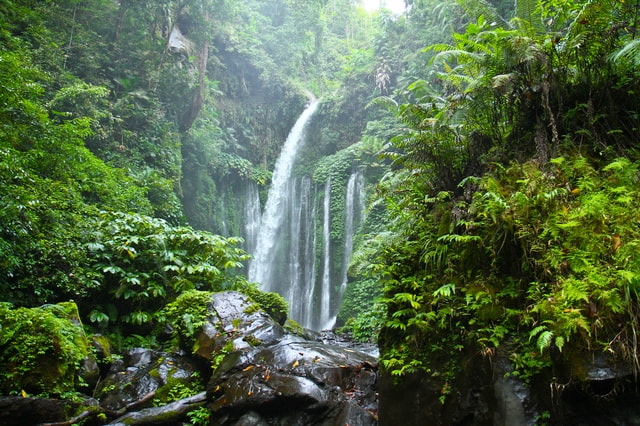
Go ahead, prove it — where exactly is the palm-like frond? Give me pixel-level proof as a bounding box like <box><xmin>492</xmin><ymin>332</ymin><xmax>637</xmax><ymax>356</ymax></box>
<box><xmin>610</xmin><ymin>39</ymin><xmax>640</xmax><ymax>67</ymax></box>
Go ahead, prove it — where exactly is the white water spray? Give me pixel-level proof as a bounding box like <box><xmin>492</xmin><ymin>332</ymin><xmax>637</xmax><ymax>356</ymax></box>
<box><xmin>248</xmin><ymin>99</ymin><xmax>319</xmax><ymax>292</ymax></box>
<box><xmin>319</xmin><ymin>177</ymin><xmax>332</xmax><ymax>329</ymax></box>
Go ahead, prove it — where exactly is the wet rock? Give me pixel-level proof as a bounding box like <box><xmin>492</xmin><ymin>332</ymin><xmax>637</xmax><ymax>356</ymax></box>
<box><xmin>207</xmin><ymin>336</ymin><xmax>378</xmax><ymax>425</ymax></box>
<box><xmin>197</xmin><ymin>291</ymin><xmax>378</xmax><ymax>425</ymax></box>
<box><xmin>0</xmin><ymin>396</ymin><xmax>78</xmax><ymax>426</ymax></box>
<box><xmin>584</xmin><ymin>352</ymin><xmax>634</xmax><ymax>381</ymax></box>
<box><xmin>195</xmin><ymin>291</ymin><xmax>285</xmax><ymax>360</ymax></box>
<box><xmin>108</xmin><ymin>391</ymin><xmax>206</xmax><ymax>425</ymax></box>
<box><xmin>379</xmin><ymin>346</ymin><xmax>640</xmax><ymax>426</ymax></box>
<box><xmin>91</xmin><ymin>334</ymin><xmax>116</xmax><ymax>361</ymax></box>
<box><xmin>316</xmin><ymin>330</ymin><xmax>380</xmax><ymax>358</ymax></box>
<box><xmin>95</xmin><ymin>348</ymin><xmax>200</xmax><ymax>411</ymax></box>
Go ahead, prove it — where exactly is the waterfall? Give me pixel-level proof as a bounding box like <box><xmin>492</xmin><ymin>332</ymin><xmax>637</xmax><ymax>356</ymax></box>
<box><xmin>247</xmin><ymin>98</ymin><xmax>367</xmax><ymax>331</ymax></box>
<box><xmin>321</xmin><ymin>171</ymin><xmax>366</xmax><ymax>330</ymax></box>
<box><xmin>286</xmin><ymin>177</ymin><xmax>316</xmax><ymax>325</ymax></box>
<box><xmin>249</xmin><ymin>99</ymin><xmax>319</xmax><ymax>293</ymax></box>
<box><xmin>302</xmin><ymin>178</ymin><xmax>317</xmax><ymax>329</ymax></box>
<box><xmin>341</xmin><ymin>171</ymin><xmax>365</xmax><ymax>293</ymax></box>
<box><xmin>319</xmin><ymin>177</ymin><xmax>332</xmax><ymax>329</ymax></box>
<box><xmin>243</xmin><ymin>181</ymin><xmax>261</xmax><ymax>255</ymax></box>
<box><xmin>219</xmin><ymin>196</ymin><xmax>228</xmax><ymax>236</ymax></box>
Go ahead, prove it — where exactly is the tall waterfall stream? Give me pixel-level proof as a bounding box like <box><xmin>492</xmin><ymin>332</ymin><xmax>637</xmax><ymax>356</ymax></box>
<box><xmin>247</xmin><ymin>99</ymin><xmax>365</xmax><ymax>330</ymax></box>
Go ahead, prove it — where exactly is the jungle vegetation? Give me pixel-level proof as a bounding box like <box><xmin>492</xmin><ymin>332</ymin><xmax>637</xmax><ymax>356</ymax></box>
<box><xmin>1</xmin><ymin>0</ymin><xmax>640</xmax><ymax>415</ymax></box>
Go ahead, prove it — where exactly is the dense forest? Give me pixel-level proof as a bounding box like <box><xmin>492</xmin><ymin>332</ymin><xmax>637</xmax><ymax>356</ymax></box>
<box><xmin>1</xmin><ymin>0</ymin><xmax>640</xmax><ymax>424</ymax></box>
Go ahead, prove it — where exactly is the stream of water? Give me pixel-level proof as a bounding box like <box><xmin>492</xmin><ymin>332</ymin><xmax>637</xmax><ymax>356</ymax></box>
<box><xmin>247</xmin><ymin>99</ymin><xmax>365</xmax><ymax>330</ymax></box>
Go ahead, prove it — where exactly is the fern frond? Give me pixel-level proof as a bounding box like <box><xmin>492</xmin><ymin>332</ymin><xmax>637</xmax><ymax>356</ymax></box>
<box><xmin>455</xmin><ymin>0</ymin><xmax>509</xmax><ymax>28</ymax></box>
<box><xmin>610</xmin><ymin>39</ymin><xmax>640</xmax><ymax>66</ymax></box>
<box><xmin>536</xmin><ymin>330</ymin><xmax>554</xmax><ymax>351</ymax></box>
<box><xmin>366</xmin><ymin>96</ymin><xmax>398</xmax><ymax>111</ymax></box>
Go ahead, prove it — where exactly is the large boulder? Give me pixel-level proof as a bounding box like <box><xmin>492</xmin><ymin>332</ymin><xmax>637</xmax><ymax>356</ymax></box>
<box><xmin>0</xmin><ymin>396</ymin><xmax>81</xmax><ymax>426</ymax></box>
<box><xmin>94</xmin><ymin>348</ymin><xmax>201</xmax><ymax>411</ymax></box>
<box><xmin>194</xmin><ymin>291</ymin><xmax>286</xmax><ymax>361</ymax></box>
<box><xmin>201</xmin><ymin>291</ymin><xmax>378</xmax><ymax>425</ymax></box>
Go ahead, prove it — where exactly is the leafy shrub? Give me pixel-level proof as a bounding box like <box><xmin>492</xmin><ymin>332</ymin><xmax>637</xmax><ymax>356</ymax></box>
<box><xmin>86</xmin><ymin>211</ymin><xmax>251</xmax><ymax>331</ymax></box>
<box><xmin>156</xmin><ymin>290</ymin><xmax>213</xmax><ymax>351</ymax></box>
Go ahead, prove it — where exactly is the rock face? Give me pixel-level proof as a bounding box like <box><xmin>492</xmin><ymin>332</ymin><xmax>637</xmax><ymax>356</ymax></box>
<box><xmin>94</xmin><ymin>347</ymin><xmax>201</xmax><ymax>411</ymax></box>
<box><xmin>378</xmin><ymin>347</ymin><xmax>640</xmax><ymax>426</ymax></box>
<box><xmin>200</xmin><ymin>291</ymin><xmax>379</xmax><ymax>425</ymax></box>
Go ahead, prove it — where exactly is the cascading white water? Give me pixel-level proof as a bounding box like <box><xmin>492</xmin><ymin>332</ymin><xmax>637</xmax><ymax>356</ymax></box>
<box><xmin>321</xmin><ymin>171</ymin><xmax>366</xmax><ymax>329</ymax></box>
<box><xmin>246</xmin><ymin>98</ymin><xmax>367</xmax><ymax>330</ymax></box>
<box><xmin>340</xmin><ymin>171</ymin><xmax>365</xmax><ymax>293</ymax></box>
<box><xmin>286</xmin><ymin>177</ymin><xmax>316</xmax><ymax>325</ymax></box>
<box><xmin>243</xmin><ymin>181</ymin><xmax>261</xmax><ymax>255</ymax></box>
<box><xmin>248</xmin><ymin>99</ymin><xmax>319</xmax><ymax>293</ymax></box>
<box><xmin>319</xmin><ymin>177</ymin><xmax>332</xmax><ymax>329</ymax></box>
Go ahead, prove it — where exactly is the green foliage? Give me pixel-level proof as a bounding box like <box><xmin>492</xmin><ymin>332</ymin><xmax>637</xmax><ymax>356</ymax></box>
<box><xmin>0</xmin><ymin>50</ymin><xmax>156</xmax><ymax>307</ymax></box>
<box><xmin>374</xmin><ymin>0</ymin><xmax>640</xmax><ymax>396</ymax></box>
<box><xmin>187</xmin><ymin>406</ymin><xmax>211</xmax><ymax>425</ymax></box>
<box><xmin>0</xmin><ymin>302</ymin><xmax>92</xmax><ymax>396</ymax></box>
<box><xmin>86</xmin><ymin>211</ymin><xmax>250</xmax><ymax>330</ymax></box>
<box><xmin>152</xmin><ymin>372</ymin><xmax>204</xmax><ymax>406</ymax></box>
<box><xmin>243</xmin><ymin>286</ymin><xmax>289</xmax><ymax>325</ymax></box>
<box><xmin>156</xmin><ymin>290</ymin><xmax>214</xmax><ymax>351</ymax></box>
<box><xmin>378</xmin><ymin>155</ymin><xmax>640</xmax><ymax>382</ymax></box>
<box><xmin>340</xmin><ymin>301</ymin><xmax>385</xmax><ymax>343</ymax></box>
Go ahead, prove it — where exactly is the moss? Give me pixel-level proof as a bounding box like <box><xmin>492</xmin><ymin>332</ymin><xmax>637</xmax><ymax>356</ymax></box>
<box><xmin>243</xmin><ymin>303</ymin><xmax>261</xmax><ymax>316</ymax></box>
<box><xmin>242</xmin><ymin>287</ymin><xmax>288</xmax><ymax>325</ymax></box>
<box><xmin>90</xmin><ymin>334</ymin><xmax>114</xmax><ymax>360</ymax></box>
<box><xmin>0</xmin><ymin>301</ymin><xmax>92</xmax><ymax>396</ymax></box>
<box><xmin>283</xmin><ymin>319</ymin><xmax>306</xmax><ymax>336</ymax></box>
<box><xmin>242</xmin><ymin>334</ymin><xmax>262</xmax><ymax>346</ymax></box>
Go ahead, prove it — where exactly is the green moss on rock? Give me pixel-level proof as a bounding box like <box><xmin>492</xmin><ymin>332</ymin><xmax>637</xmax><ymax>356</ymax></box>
<box><xmin>243</xmin><ymin>287</ymin><xmax>288</xmax><ymax>325</ymax></box>
<box><xmin>0</xmin><ymin>301</ymin><xmax>93</xmax><ymax>395</ymax></box>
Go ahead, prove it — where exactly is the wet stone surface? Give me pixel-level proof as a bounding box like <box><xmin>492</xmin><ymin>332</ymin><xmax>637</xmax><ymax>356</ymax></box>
<box><xmin>207</xmin><ymin>335</ymin><xmax>378</xmax><ymax>425</ymax></box>
<box><xmin>95</xmin><ymin>347</ymin><xmax>200</xmax><ymax>411</ymax></box>
<box><xmin>202</xmin><ymin>292</ymin><xmax>379</xmax><ymax>426</ymax></box>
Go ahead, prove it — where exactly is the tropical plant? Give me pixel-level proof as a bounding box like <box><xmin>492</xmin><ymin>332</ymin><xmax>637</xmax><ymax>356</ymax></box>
<box><xmin>85</xmin><ymin>211</ymin><xmax>250</xmax><ymax>330</ymax></box>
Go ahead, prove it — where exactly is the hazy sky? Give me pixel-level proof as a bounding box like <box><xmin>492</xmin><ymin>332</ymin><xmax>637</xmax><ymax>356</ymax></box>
<box><xmin>362</xmin><ymin>0</ymin><xmax>406</xmax><ymax>14</ymax></box>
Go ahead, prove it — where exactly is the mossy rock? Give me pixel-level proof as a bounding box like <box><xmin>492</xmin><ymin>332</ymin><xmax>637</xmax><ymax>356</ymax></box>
<box><xmin>0</xmin><ymin>301</ymin><xmax>95</xmax><ymax>395</ymax></box>
<box><xmin>155</xmin><ymin>290</ymin><xmax>214</xmax><ymax>352</ymax></box>
<box><xmin>242</xmin><ymin>288</ymin><xmax>288</xmax><ymax>325</ymax></box>
<box><xmin>283</xmin><ymin>319</ymin><xmax>310</xmax><ymax>338</ymax></box>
